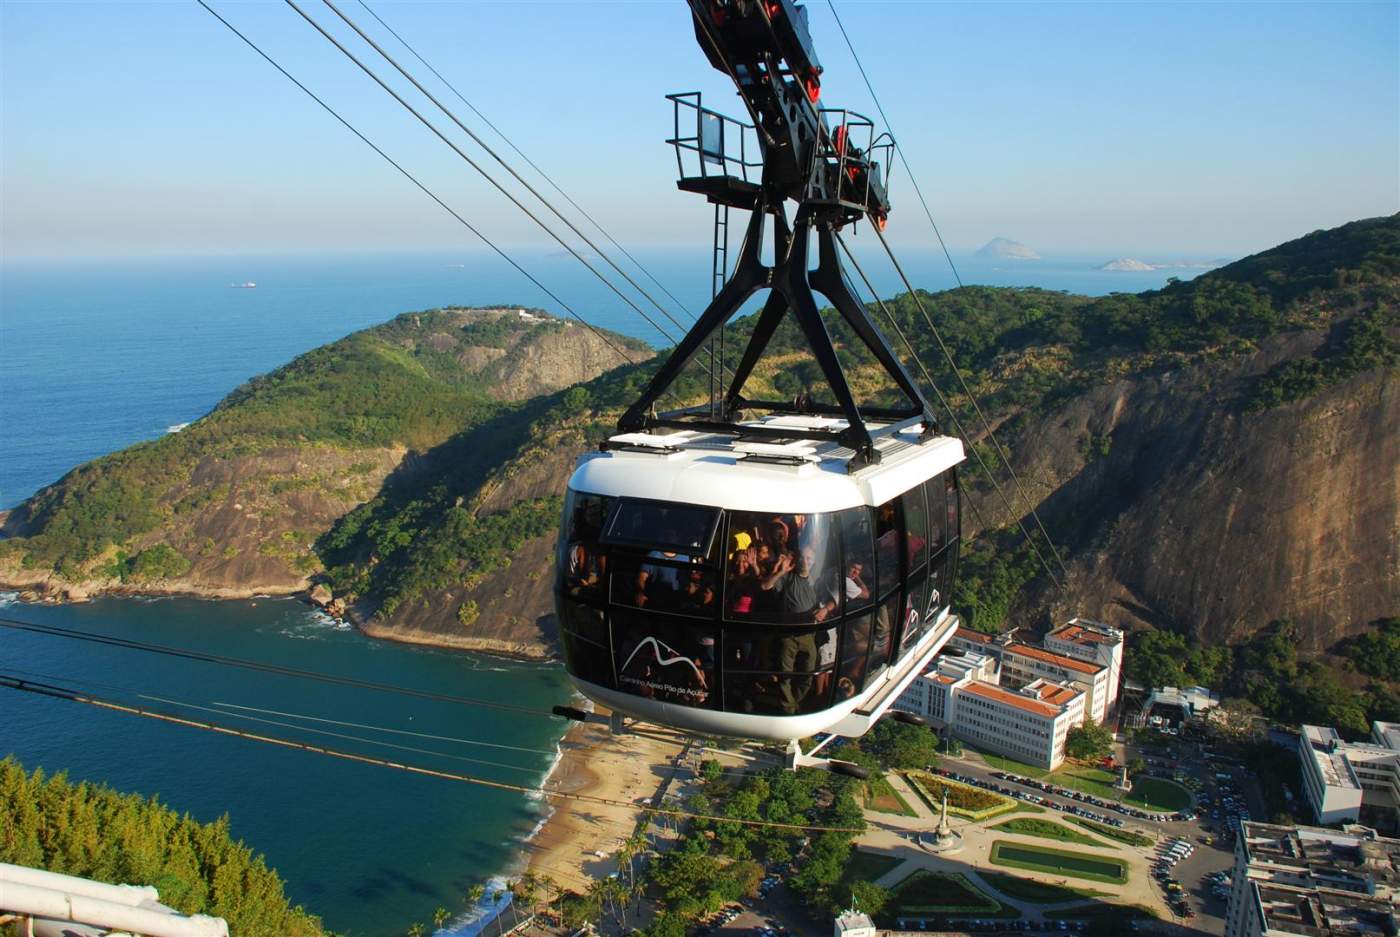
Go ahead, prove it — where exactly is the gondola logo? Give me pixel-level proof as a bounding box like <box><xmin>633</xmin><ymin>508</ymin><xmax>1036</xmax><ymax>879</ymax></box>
<box><xmin>619</xmin><ymin>635</ymin><xmax>704</xmax><ymax>682</ymax></box>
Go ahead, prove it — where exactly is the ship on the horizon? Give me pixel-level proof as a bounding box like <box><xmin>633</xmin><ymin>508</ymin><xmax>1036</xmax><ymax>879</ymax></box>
<box><xmin>230</xmin><ymin>281</ymin><xmax>257</xmax><ymax>289</ymax></box>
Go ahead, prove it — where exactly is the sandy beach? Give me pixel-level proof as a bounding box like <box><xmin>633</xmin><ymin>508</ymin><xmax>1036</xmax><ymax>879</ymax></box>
<box><xmin>522</xmin><ymin>713</ymin><xmax>692</xmax><ymax>895</ymax></box>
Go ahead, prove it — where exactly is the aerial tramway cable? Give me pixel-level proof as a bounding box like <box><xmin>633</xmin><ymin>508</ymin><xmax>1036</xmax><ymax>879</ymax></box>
<box><xmin>825</xmin><ymin>0</ymin><xmax>1072</xmax><ymax>582</ymax></box>
<box><xmin>354</xmin><ymin>0</ymin><xmax>703</xmax><ymax>333</ymax></box>
<box><xmin>0</xmin><ymin>673</ymin><xmax>868</xmax><ymax>835</ymax></box>
<box><xmin>282</xmin><ymin>0</ymin><xmax>690</xmax><ymax>361</ymax></box>
<box><xmin>318</xmin><ymin>0</ymin><xmax>725</xmax><ymax>388</ymax></box>
<box><xmin>0</xmin><ymin>615</ymin><xmax>559</xmax><ymax>719</ymax></box>
<box><xmin>194</xmin><ymin>0</ymin><xmax>636</xmax><ymax>368</ymax></box>
<box><xmin>870</xmin><ymin>222</ymin><xmax>1070</xmax><ymax>583</ymax></box>
<box><xmin>834</xmin><ymin>231</ymin><xmax>1064</xmax><ymax>589</ymax></box>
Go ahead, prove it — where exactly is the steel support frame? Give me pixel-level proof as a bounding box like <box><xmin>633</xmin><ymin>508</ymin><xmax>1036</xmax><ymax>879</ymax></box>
<box><xmin>618</xmin><ymin>199</ymin><xmax>935</xmax><ymax>466</ymax></box>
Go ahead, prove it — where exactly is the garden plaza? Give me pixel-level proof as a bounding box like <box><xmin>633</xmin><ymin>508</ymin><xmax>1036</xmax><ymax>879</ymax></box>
<box><xmin>895</xmin><ymin>620</ymin><xmax>1122</xmax><ymax>769</ymax></box>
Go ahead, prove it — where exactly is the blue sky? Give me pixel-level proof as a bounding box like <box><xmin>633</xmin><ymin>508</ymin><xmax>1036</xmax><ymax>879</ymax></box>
<box><xmin>2</xmin><ymin>0</ymin><xmax>1396</xmax><ymax>261</ymax></box>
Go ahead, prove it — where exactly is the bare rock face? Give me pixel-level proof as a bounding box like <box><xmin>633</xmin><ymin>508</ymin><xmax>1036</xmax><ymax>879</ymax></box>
<box><xmin>996</xmin><ymin>334</ymin><xmax>1398</xmax><ymax>650</ymax></box>
<box><xmin>309</xmin><ymin>583</ymin><xmax>333</xmax><ymax>606</ymax></box>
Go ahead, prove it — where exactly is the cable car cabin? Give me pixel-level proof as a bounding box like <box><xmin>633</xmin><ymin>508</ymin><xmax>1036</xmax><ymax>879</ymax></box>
<box><xmin>554</xmin><ymin>415</ymin><xmax>964</xmax><ymax>742</ymax></box>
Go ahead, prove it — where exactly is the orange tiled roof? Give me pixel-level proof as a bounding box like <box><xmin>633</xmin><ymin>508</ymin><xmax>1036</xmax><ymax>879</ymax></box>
<box><xmin>953</xmin><ymin>626</ymin><xmax>995</xmax><ymax>644</ymax></box>
<box><xmin>933</xmin><ymin>674</ymin><xmax>957</xmax><ymax>685</ymax></box>
<box><xmin>1006</xmin><ymin>643</ymin><xmax>1102</xmax><ymax>676</ymax></box>
<box><xmin>962</xmin><ymin>681</ymin><xmax>1060</xmax><ymax>719</ymax></box>
<box><xmin>1052</xmin><ymin>624</ymin><xmax>1116</xmax><ymax>645</ymax></box>
<box><xmin>1034</xmin><ymin>683</ymin><xmax>1082</xmax><ymax>706</ymax></box>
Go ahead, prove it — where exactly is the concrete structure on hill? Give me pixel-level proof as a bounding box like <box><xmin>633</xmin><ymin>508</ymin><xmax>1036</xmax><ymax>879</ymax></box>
<box><xmin>1299</xmin><ymin>723</ymin><xmax>1400</xmax><ymax>827</ymax></box>
<box><xmin>1223</xmin><ymin>821</ymin><xmax>1400</xmax><ymax>937</ymax></box>
<box><xmin>896</xmin><ymin>648</ymin><xmax>1087</xmax><ymax>769</ymax></box>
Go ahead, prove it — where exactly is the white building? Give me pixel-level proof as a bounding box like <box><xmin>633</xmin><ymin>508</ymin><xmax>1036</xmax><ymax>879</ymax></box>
<box><xmin>1223</xmin><ymin>821</ymin><xmax>1400</xmax><ymax>937</ymax></box>
<box><xmin>833</xmin><ymin>908</ymin><xmax>877</xmax><ymax>937</ymax></box>
<box><xmin>1000</xmin><ymin>642</ymin><xmax>1111</xmax><ymax>726</ymax></box>
<box><xmin>1044</xmin><ymin>618</ymin><xmax>1124</xmax><ymax>708</ymax></box>
<box><xmin>1299</xmin><ymin>723</ymin><xmax>1400</xmax><ymax>827</ymax></box>
<box><xmin>897</xmin><ymin>652</ymin><xmax>1086</xmax><ymax>770</ymax></box>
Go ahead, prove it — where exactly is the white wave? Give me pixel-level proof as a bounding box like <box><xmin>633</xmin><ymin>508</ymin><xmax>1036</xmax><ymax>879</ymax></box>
<box><xmin>435</xmin><ymin>874</ymin><xmax>515</xmax><ymax>937</ymax></box>
<box><xmin>0</xmin><ymin>591</ymin><xmax>20</xmax><ymax>607</ymax></box>
<box><xmin>166</xmin><ymin>422</ymin><xmax>190</xmax><ymax>434</ymax></box>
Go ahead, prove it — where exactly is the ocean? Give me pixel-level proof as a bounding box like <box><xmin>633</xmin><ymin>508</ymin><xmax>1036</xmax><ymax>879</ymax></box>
<box><xmin>0</xmin><ymin>245</ymin><xmax>1204</xmax><ymax>934</ymax></box>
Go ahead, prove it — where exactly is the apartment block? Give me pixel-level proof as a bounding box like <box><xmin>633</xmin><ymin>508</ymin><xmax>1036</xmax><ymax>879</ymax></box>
<box><xmin>1044</xmin><ymin>618</ymin><xmax>1124</xmax><ymax>708</ymax></box>
<box><xmin>1001</xmin><ymin>643</ymin><xmax>1111</xmax><ymax>725</ymax></box>
<box><xmin>1223</xmin><ymin>820</ymin><xmax>1399</xmax><ymax>937</ymax></box>
<box><xmin>1299</xmin><ymin>723</ymin><xmax>1400</xmax><ymax>827</ymax></box>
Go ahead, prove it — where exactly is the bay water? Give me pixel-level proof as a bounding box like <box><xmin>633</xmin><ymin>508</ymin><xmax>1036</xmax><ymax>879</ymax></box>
<box><xmin>0</xmin><ymin>246</ymin><xmax>1204</xmax><ymax>934</ymax></box>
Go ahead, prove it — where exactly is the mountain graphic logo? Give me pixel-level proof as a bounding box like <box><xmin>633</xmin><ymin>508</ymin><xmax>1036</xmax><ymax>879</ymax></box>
<box><xmin>619</xmin><ymin>635</ymin><xmax>704</xmax><ymax>681</ymax></box>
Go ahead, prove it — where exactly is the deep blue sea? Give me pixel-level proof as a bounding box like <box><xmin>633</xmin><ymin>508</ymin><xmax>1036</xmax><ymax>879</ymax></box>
<box><xmin>0</xmin><ymin>246</ymin><xmax>1204</xmax><ymax>935</ymax></box>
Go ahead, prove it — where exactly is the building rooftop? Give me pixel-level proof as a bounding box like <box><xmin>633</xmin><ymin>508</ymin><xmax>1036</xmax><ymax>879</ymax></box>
<box><xmin>1005</xmin><ymin>642</ymin><xmax>1105</xmax><ymax>677</ymax></box>
<box><xmin>963</xmin><ymin>680</ymin><xmax>1063</xmax><ymax>719</ymax></box>
<box><xmin>1048</xmin><ymin>620</ymin><xmax>1123</xmax><ymax>647</ymax></box>
<box><xmin>1241</xmin><ymin>822</ymin><xmax>1400</xmax><ymax>896</ymax></box>
<box><xmin>952</xmin><ymin>626</ymin><xmax>996</xmax><ymax>645</ymax></box>
<box><xmin>1252</xmin><ymin>881</ymin><xmax>1398</xmax><ymax>936</ymax></box>
<box><xmin>1028</xmin><ymin>680</ymin><xmax>1083</xmax><ymax>708</ymax></box>
<box><xmin>1374</xmin><ymin>722</ymin><xmax>1400</xmax><ymax>752</ymax></box>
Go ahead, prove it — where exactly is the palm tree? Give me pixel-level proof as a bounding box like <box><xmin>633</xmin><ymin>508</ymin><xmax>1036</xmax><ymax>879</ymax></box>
<box><xmin>433</xmin><ymin>906</ymin><xmax>450</xmax><ymax>929</ymax></box>
<box><xmin>407</xmin><ymin>924</ymin><xmax>425</xmax><ymax>937</ymax></box>
<box><xmin>466</xmin><ymin>883</ymin><xmax>486</xmax><ymax>909</ymax></box>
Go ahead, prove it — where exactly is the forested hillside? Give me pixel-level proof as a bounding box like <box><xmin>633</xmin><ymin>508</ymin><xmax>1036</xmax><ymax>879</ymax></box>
<box><xmin>1</xmin><ymin>217</ymin><xmax>1394</xmax><ymax>670</ymax></box>
<box><xmin>0</xmin><ymin>307</ymin><xmax>646</xmax><ymax>606</ymax></box>
<box><xmin>0</xmin><ymin>757</ymin><xmax>327</xmax><ymax>937</ymax></box>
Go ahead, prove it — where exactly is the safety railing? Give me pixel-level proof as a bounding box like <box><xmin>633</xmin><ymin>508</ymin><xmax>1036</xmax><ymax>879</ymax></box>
<box><xmin>666</xmin><ymin>92</ymin><xmax>762</xmax><ymax>184</ymax></box>
<box><xmin>814</xmin><ymin>108</ymin><xmax>895</xmax><ymax>215</ymax></box>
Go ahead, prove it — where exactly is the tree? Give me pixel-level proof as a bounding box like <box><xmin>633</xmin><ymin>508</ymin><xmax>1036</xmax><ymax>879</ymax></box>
<box><xmin>1127</xmin><ymin>756</ymin><xmax>1147</xmax><ymax>778</ymax></box>
<box><xmin>407</xmin><ymin>925</ymin><xmax>424</xmax><ymax>937</ymax></box>
<box><xmin>700</xmin><ymin>758</ymin><xmax>724</xmax><ymax>783</ymax></box>
<box><xmin>858</xmin><ymin>720</ymin><xmax>939</xmax><ymax>770</ymax></box>
<box><xmin>433</xmin><ymin>906</ymin><xmax>449</xmax><ymax>928</ymax></box>
<box><xmin>1065</xmin><ymin>720</ymin><xmax>1114</xmax><ymax>760</ymax></box>
<box><xmin>849</xmin><ymin>880</ymin><xmax>890</xmax><ymax>919</ymax></box>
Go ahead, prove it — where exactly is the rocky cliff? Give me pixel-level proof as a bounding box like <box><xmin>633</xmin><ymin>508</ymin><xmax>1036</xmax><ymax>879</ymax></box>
<box><xmin>3</xmin><ymin>219</ymin><xmax>1395</xmax><ymax>665</ymax></box>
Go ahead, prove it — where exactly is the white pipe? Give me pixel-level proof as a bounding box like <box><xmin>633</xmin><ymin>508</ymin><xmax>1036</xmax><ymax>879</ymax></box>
<box><xmin>0</xmin><ymin>865</ymin><xmax>158</xmax><ymax>908</ymax></box>
<box><xmin>0</xmin><ymin>881</ymin><xmax>228</xmax><ymax>937</ymax></box>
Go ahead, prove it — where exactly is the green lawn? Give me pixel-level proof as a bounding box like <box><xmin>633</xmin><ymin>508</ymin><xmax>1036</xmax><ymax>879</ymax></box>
<box><xmin>886</xmin><ymin>871</ymin><xmax>1020</xmax><ymax>920</ymax></box>
<box><xmin>964</xmin><ymin>745</ymin><xmax>1051</xmax><ymax>778</ymax></box>
<box><xmin>865</xmin><ymin>774</ymin><xmax>917</xmax><ymax>817</ymax></box>
<box><xmin>846</xmin><ymin>850</ymin><xmax>904</xmax><ymax>884</ymax></box>
<box><xmin>1046</xmin><ymin>767</ymin><xmax>1192</xmax><ymax>813</ymax></box>
<box><xmin>992</xmin><ymin>818</ymin><xmax>1104</xmax><ymax>847</ymax></box>
<box><xmin>977</xmin><ymin>872</ymin><xmax>1111</xmax><ymax>904</ymax></box>
<box><xmin>1043</xmin><ymin>903</ymin><xmax>1159</xmax><ymax>921</ymax></box>
<box><xmin>989</xmin><ymin>841</ymin><xmax>1129</xmax><ymax>885</ymax></box>
<box><xmin>1070</xmin><ymin>817</ymin><xmax>1155</xmax><ymax>848</ymax></box>
<box><xmin>1126</xmin><ymin>777</ymin><xmax>1193</xmax><ymax>813</ymax></box>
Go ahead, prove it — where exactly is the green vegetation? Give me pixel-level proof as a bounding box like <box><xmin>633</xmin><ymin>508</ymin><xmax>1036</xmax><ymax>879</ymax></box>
<box><xmin>988</xmin><ymin>842</ymin><xmax>1128</xmax><ymax>885</ymax></box>
<box><xmin>977</xmin><ymin>872</ymin><xmax>1110</xmax><ymax>904</ymax></box>
<box><xmin>1126</xmin><ymin>777</ymin><xmax>1193</xmax><ymax>813</ymax></box>
<box><xmin>991</xmin><ymin>818</ymin><xmax>1104</xmax><ymax>847</ymax></box>
<box><xmin>966</xmin><ymin>745</ymin><xmax>1051</xmax><ymax>778</ymax></box>
<box><xmin>1336</xmin><ymin>618</ymin><xmax>1400</xmax><ymax>681</ymax></box>
<box><xmin>883</xmin><ymin>871</ymin><xmax>1018</xmax><ymax>920</ymax></box>
<box><xmin>1248</xmin><ymin>303</ymin><xmax>1398</xmax><ymax>411</ymax></box>
<box><xmin>1070</xmin><ymin>818</ymin><xmax>1154</xmax><ymax>848</ymax></box>
<box><xmin>862</xmin><ymin>773</ymin><xmax>916</xmax><ymax>817</ymax></box>
<box><xmin>845</xmin><ymin>850</ymin><xmax>903</xmax><ymax>884</ymax></box>
<box><xmin>0</xmin><ymin>757</ymin><xmax>326</xmax><ymax>936</ymax></box>
<box><xmin>1043</xmin><ymin>904</ymin><xmax>1157</xmax><ymax>921</ymax></box>
<box><xmin>1064</xmin><ymin>720</ymin><xmax>1115</xmax><ymax>761</ymax></box>
<box><xmin>636</xmin><ymin>765</ymin><xmax>867</xmax><ymax>923</ymax></box>
<box><xmin>850</xmin><ymin>719</ymin><xmax>940</xmax><ymax>771</ymax></box>
<box><xmin>903</xmin><ymin>772</ymin><xmax>1014</xmax><ymax>819</ymax></box>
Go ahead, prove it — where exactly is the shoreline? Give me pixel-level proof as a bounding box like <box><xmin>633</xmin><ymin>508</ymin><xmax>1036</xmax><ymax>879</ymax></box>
<box><xmin>520</xmin><ymin>713</ymin><xmax>690</xmax><ymax>897</ymax></box>
<box><xmin>0</xmin><ymin>570</ymin><xmax>559</xmax><ymax>662</ymax></box>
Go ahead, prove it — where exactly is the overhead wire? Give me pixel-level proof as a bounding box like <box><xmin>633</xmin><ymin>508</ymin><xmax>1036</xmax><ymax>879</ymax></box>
<box><xmin>353</xmin><ymin>0</ymin><xmax>701</xmax><ymax>331</ymax></box>
<box><xmin>0</xmin><ymin>673</ymin><xmax>868</xmax><ymax>835</ymax></box>
<box><xmin>825</xmin><ymin>0</ymin><xmax>1071</xmax><ymax>582</ymax></box>
<box><xmin>0</xmin><ymin>615</ymin><xmax>560</xmax><ymax>719</ymax></box>
<box><xmin>319</xmin><ymin>0</ymin><xmax>719</xmax><ymax>389</ymax></box>
<box><xmin>869</xmin><ymin>222</ymin><xmax>1067</xmax><ymax>584</ymax></box>
<box><xmin>281</xmin><ymin>0</ymin><xmax>688</xmax><ymax>363</ymax></box>
<box><xmin>193</xmin><ymin>0</ymin><xmax>636</xmax><ymax>368</ymax></box>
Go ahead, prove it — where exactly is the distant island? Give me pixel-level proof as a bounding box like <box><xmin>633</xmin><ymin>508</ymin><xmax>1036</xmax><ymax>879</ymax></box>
<box><xmin>1098</xmin><ymin>257</ymin><xmax>1232</xmax><ymax>272</ymax></box>
<box><xmin>1099</xmin><ymin>258</ymin><xmax>1156</xmax><ymax>272</ymax></box>
<box><xmin>976</xmin><ymin>237</ymin><xmax>1040</xmax><ymax>260</ymax></box>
